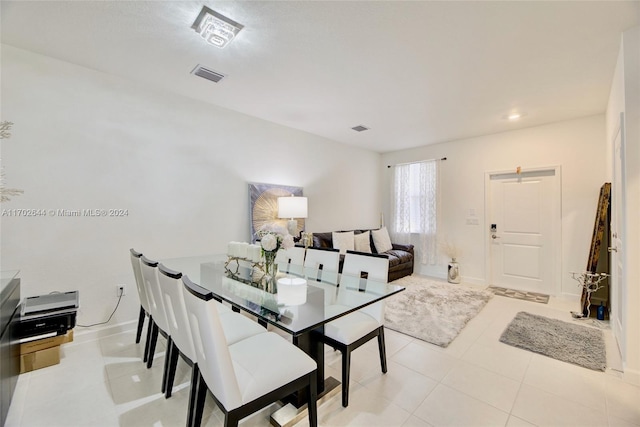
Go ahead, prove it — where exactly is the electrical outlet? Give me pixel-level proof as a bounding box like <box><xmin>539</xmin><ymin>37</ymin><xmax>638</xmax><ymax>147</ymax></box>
<box><xmin>116</xmin><ymin>284</ymin><xmax>126</xmax><ymax>297</ymax></box>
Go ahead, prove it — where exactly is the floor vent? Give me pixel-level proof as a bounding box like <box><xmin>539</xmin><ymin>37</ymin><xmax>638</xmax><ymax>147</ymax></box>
<box><xmin>191</xmin><ymin>65</ymin><xmax>225</xmax><ymax>83</ymax></box>
<box><xmin>351</xmin><ymin>125</ymin><xmax>370</xmax><ymax>132</ymax></box>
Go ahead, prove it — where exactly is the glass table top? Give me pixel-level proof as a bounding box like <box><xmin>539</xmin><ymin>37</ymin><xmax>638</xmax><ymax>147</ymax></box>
<box><xmin>160</xmin><ymin>254</ymin><xmax>405</xmax><ymax>337</ymax></box>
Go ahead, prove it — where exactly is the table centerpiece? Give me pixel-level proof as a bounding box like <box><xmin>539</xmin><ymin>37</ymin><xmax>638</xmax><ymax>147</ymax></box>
<box><xmin>256</xmin><ymin>224</ymin><xmax>294</xmax><ymax>293</ymax></box>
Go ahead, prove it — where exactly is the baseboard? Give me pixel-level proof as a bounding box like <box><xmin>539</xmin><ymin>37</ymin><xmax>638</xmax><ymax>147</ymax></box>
<box><xmin>621</xmin><ymin>367</ymin><xmax>640</xmax><ymax>386</ymax></box>
<box><xmin>70</xmin><ymin>319</ymin><xmax>137</xmax><ymax>344</ymax></box>
<box><xmin>416</xmin><ymin>264</ymin><xmax>486</xmax><ymax>287</ymax></box>
<box><xmin>420</xmin><ymin>272</ymin><xmax>447</xmax><ymax>281</ymax></box>
<box><xmin>409</xmin><ymin>272</ymin><xmax>486</xmax><ymax>287</ymax></box>
<box><xmin>460</xmin><ymin>276</ymin><xmax>486</xmax><ymax>286</ymax></box>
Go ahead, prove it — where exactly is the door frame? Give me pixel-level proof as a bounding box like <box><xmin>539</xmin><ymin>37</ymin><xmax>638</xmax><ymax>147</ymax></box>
<box><xmin>610</xmin><ymin>112</ymin><xmax>626</xmax><ymax>359</ymax></box>
<box><xmin>484</xmin><ymin>165</ymin><xmax>562</xmax><ymax>295</ymax></box>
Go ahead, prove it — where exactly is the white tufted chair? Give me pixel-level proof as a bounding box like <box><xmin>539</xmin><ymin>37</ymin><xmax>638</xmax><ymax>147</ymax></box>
<box><xmin>182</xmin><ymin>274</ymin><xmax>318</xmax><ymax>427</ymax></box>
<box><xmin>320</xmin><ymin>250</ymin><xmax>390</xmax><ymax>407</ymax></box>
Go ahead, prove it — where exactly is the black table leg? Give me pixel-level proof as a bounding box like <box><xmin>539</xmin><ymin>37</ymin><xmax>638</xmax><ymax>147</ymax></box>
<box><xmin>293</xmin><ymin>328</ymin><xmax>324</xmax><ymax>394</ymax></box>
<box><xmin>287</xmin><ymin>327</ymin><xmax>341</xmax><ymax>408</ymax></box>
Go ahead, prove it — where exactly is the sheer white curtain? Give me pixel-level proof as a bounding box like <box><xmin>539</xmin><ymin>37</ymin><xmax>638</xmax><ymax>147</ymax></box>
<box><xmin>390</xmin><ymin>160</ymin><xmax>438</xmax><ymax>265</ymax></box>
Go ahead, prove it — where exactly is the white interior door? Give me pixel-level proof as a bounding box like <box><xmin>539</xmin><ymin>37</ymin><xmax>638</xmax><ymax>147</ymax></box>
<box><xmin>487</xmin><ymin>168</ymin><xmax>561</xmax><ymax>295</ymax></box>
<box><xmin>610</xmin><ymin>112</ymin><xmax>626</xmax><ymax>358</ymax></box>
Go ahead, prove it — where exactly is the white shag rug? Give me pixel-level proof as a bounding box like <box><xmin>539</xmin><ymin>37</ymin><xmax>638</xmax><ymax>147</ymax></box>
<box><xmin>384</xmin><ymin>276</ymin><xmax>493</xmax><ymax>347</ymax></box>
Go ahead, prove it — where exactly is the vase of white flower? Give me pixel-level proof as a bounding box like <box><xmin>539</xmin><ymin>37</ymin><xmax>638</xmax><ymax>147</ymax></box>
<box><xmin>256</xmin><ymin>224</ymin><xmax>294</xmax><ymax>293</ymax></box>
<box><xmin>447</xmin><ymin>259</ymin><xmax>460</xmax><ymax>284</ymax></box>
<box><xmin>263</xmin><ymin>250</ymin><xmax>278</xmax><ymax>292</ymax></box>
<box><xmin>439</xmin><ymin>237</ymin><xmax>462</xmax><ymax>284</ymax></box>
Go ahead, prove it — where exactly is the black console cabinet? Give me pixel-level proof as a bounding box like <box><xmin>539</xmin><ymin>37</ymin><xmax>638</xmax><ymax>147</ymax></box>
<box><xmin>0</xmin><ymin>273</ymin><xmax>20</xmax><ymax>427</ymax></box>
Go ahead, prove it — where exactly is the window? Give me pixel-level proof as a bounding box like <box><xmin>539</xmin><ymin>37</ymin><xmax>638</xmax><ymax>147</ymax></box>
<box><xmin>391</xmin><ymin>160</ymin><xmax>438</xmax><ymax>264</ymax></box>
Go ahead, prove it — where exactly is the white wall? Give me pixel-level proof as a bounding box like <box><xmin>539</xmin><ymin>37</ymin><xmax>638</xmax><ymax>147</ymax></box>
<box><xmin>606</xmin><ymin>25</ymin><xmax>640</xmax><ymax>381</ymax></box>
<box><xmin>381</xmin><ymin>115</ymin><xmax>606</xmax><ymax>296</ymax></box>
<box><xmin>0</xmin><ymin>45</ymin><xmax>382</xmax><ymax>326</ymax></box>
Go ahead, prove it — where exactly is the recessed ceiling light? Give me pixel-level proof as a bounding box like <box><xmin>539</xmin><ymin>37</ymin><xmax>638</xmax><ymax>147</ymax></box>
<box><xmin>192</xmin><ymin>6</ymin><xmax>243</xmax><ymax>49</ymax></box>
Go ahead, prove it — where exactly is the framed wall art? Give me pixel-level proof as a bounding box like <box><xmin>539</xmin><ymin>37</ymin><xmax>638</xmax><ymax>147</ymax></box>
<box><xmin>248</xmin><ymin>182</ymin><xmax>304</xmax><ymax>242</ymax></box>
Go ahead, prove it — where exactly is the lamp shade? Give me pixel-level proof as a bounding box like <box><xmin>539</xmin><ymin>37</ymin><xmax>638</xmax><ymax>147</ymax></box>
<box><xmin>277</xmin><ymin>277</ymin><xmax>307</xmax><ymax>306</ymax></box>
<box><xmin>278</xmin><ymin>196</ymin><xmax>308</xmax><ymax>219</ymax></box>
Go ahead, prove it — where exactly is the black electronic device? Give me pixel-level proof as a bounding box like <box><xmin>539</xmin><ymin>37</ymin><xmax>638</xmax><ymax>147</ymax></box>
<box><xmin>18</xmin><ymin>291</ymin><xmax>78</xmax><ymax>339</ymax></box>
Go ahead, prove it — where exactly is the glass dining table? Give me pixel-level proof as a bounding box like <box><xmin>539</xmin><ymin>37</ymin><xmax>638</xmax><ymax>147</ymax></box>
<box><xmin>160</xmin><ymin>253</ymin><xmax>405</xmax><ymax>408</ymax></box>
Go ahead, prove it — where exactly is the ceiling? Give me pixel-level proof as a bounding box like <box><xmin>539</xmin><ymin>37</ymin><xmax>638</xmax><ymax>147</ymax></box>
<box><xmin>1</xmin><ymin>1</ymin><xmax>638</xmax><ymax>153</ymax></box>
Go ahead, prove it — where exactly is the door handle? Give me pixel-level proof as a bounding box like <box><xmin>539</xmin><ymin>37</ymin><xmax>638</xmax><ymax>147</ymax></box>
<box><xmin>491</xmin><ymin>234</ymin><xmax>500</xmax><ymax>240</ymax></box>
<box><xmin>608</xmin><ymin>246</ymin><xmax>618</xmax><ymax>252</ymax></box>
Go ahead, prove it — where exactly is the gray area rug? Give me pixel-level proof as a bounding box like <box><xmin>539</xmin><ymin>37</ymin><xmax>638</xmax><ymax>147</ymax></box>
<box><xmin>488</xmin><ymin>286</ymin><xmax>550</xmax><ymax>304</ymax></box>
<box><xmin>500</xmin><ymin>312</ymin><xmax>606</xmax><ymax>371</ymax></box>
<box><xmin>384</xmin><ymin>276</ymin><xmax>493</xmax><ymax>347</ymax></box>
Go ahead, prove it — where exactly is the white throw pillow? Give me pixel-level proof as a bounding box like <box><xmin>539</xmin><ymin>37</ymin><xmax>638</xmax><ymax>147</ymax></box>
<box><xmin>354</xmin><ymin>231</ymin><xmax>372</xmax><ymax>253</ymax></box>
<box><xmin>372</xmin><ymin>227</ymin><xmax>393</xmax><ymax>253</ymax></box>
<box><xmin>332</xmin><ymin>231</ymin><xmax>355</xmax><ymax>255</ymax></box>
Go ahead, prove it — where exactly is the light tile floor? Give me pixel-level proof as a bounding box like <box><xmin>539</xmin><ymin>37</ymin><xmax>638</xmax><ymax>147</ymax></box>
<box><xmin>6</xmin><ymin>282</ymin><xmax>640</xmax><ymax>427</ymax></box>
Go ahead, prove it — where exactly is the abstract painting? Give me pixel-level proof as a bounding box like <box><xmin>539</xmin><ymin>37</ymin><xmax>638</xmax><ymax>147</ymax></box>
<box><xmin>248</xmin><ymin>182</ymin><xmax>304</xmax><ymax>242</ymax></box>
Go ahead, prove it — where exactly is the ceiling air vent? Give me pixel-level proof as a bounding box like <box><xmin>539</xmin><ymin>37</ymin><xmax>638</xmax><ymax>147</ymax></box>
<box><xmin>191</xmin><ymin>65</ymin><xmax>226</xmax><ymax>83</ymax></box>
<box><xmin>351</xmin><ymin>125</ymin><xmax>370</xmax><ymax>132</ymax></box>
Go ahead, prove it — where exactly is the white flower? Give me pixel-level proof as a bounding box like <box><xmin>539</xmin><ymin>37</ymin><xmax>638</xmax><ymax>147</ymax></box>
<box><xmin>260</xmin><ymin>223</ymin><xmax>287</xmax><ymax>235</ymax></box>
<box><xmin>281</xmin><ymin>234</ymin><xmax>294</xmax><ymax>250</ymax></box>
<box><xmin>261</xmin><ymin>233</ymin><xmax>278</xmax><ymax>251</ymax></box>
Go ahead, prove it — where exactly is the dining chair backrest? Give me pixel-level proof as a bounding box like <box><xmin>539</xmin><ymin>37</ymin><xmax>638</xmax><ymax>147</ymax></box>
<box><xmin>304</xmin><ymin>247</ymin><xmax>340</xmax><ymax>286</ymax></box>
<box><xmin>341</xmin><ymin>250</ymin><xmax>389</xmax><ymax>282</ymax></box>
<box><xmin>182</xmin><ymin>274</ymin><xmax>243</xmax><ymax>411</ymax></box>
<box><xmin>140</xmin><ymin>255</ymin><xmax>169</xmax><ymax>334</ymax></box>
<box><xmin>158</xmin><ymin>263</ymin><xmax>195</xmax><ymax>362</ymax></box>
<box><xmin>338</xmin><ymin>251</ymin><xmax>390</xmax><ymax>323</ymax></box>
<box><xmin>276</xmin><ymin>245</ymin><xmax>306</xmax><ymax>275</ymax></box>
<box><xmin>130</xmin><ymin>248</ymin><xmax>150</xmax><ymax>312</ymax></box>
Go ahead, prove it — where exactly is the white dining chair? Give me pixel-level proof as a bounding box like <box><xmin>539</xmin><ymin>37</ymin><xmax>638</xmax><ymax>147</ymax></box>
<box><xmin>303</xmin><ymin>247</ymin><xmax>341</xmax><ymax>308</ymax></box>
<box><xmin>139</xmin><ymin>254</ymin><xmax>172</xmax><ymax>397</ymax></box>
<box><xmin>157</xmin><ymin>264</ymin><xmax>268</xmax><ymax>425</ymax></box>
<box><xmin>130</xmin><ymin>248</ymin><xmax>151</xmax><ymax>348</ymax></box>
<box><xmin>320</xmin><ymin>250</ymin><xmax>390</xmax><ymax>407</ymax></box>
<box><xmin>303</xmin><ymin>247</ymin><xmax>340</xmax><ymax>286</ymax></box>
<box><xmin>182</xmin><ymin>274</ymin><xmax>318</xmax><ymax>427</ymax></box>
<box><xmin>157</xmin><ymin>264</ymin><xmax>266</xmax><ymax>390</ymax></box>
<box><xmin>276</xmin><ymin>245</ymin><xmax>306</xmax><ymax>275</ymax></box>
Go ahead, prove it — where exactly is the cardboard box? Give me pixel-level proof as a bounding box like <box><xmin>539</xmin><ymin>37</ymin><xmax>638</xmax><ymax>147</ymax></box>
<box><xmin>19</xmin><ymin>329</ymin><xmax>74</xmax><ymax>354</ymax></box>
<box><xmin>19</xmin><ymin>334</ymin><xmax>66</xmax><ymax>355</ymax></box>
<box><xmin>20</xmin><ymin>345</ymin><xmax>60</xmax><ymax>373</ymax></box>
<box><xmin>61</xmin><ymin>329</ymin><xmax>74</xmax><ymax>344</ymax></box>
<box><xmin>18</xmin><ymin>330</ymin><xmax>72</xmax><ymax>373</ymax></box>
